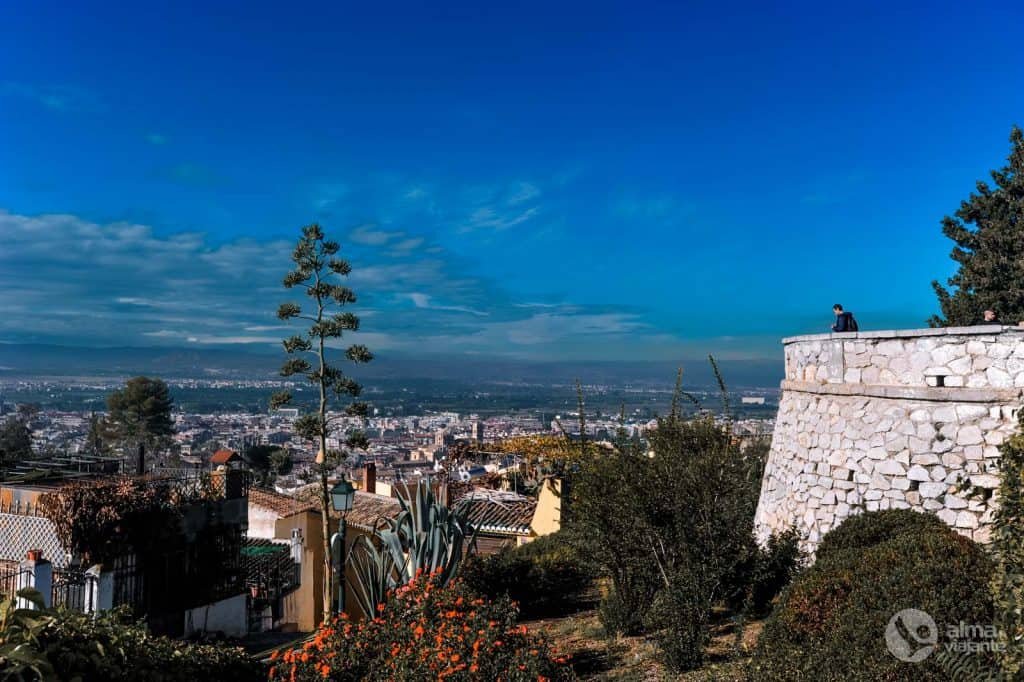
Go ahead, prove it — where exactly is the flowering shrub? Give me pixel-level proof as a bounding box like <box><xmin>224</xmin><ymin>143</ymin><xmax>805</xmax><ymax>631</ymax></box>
<box><xmin>269</xmin><ymin>572</ymin><xmax>573</xmax><ymax>681</ymax></box>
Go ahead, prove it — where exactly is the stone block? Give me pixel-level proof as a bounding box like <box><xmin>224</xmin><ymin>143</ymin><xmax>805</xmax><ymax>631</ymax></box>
<box><xmin>955</xmin><ymin>512</ymin><xmax>979</xmax><ymax>529</ymax></box>
<box><xmin>987</xmin><ymin>366</ymin><xmax>1012</xmax><ymax>387</ymax></box>
<box><xmin>875</xmin><ymin>460</ymin><xmax>906</xmax><ymax>476</ymax></box>
<box><xmin>907</xmin><ymin>465</ymin><xmax>930</xmax><ymax>481</ymax></box>
<box><xmin>941</xmin><ymin>453</ymin><xmax>965</xmax><ymax>468</ymax></box>
<box><xmin>956</xmin><ymin>425</ymin><xmax>984</xmax><ymax>446</ymax></box>
<box><xmin>970</xmin><ymin>474</ymin><xmax>999</xmax><ymax>489</ymax></box>
<box><xmin>919</xmin><ymin>481</ymin><xmax>947</xmax><ymax>498</ymax></box>
<box><xmin>945</xmin><ymin>494</ymin><xmax>968</xmax><ymax>510</ymax></box>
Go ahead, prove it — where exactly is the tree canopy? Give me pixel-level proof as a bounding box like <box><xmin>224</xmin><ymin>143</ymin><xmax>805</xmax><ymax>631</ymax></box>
<box><xmin>931</xmin><ymin>126</ymin><xmax>1024</xmax><ymax>326</ymax></box>
<box><xmin>0</xmin><ymin>417</ymin><xmax>33</xmax><ymax>468</ymax></box>
<box><xmin>104</xmin><ymin>376</ymin><xmax>175</xmax><ymax>455</ymax></box>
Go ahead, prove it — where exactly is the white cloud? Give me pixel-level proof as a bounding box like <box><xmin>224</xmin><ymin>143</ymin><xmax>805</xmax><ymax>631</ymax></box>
<box><xmin>405</xmin><ymin>292</ymin><xmax>488</xmax><ymax>317</ymax></box>
<box><xmin>0</xmin><ymin>208</ymin><xmax>682</xmax><ymax>359</ymax></box>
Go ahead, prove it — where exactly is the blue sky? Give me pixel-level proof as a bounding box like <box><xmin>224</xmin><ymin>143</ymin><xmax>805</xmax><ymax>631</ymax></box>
<box><xmin>1</xmin><ymin>1</ymin><xmax>1022</xmax><ymax>363</ymax></box>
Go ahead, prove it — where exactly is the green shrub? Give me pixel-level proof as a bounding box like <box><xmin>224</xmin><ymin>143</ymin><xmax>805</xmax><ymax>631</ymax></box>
<box><xmin>0</xmin><ymin>589</ymin><xmax>53</xmax><ymax>679</ymax></box>
<box><xmin>741</xmin><ymin>528</ymin><xmax>804</xmax><ymax>615</ymax></box>
<box><xmin>750</xmin><ymin>513</ymin><xmax>995</xmax><ymax>681</ymax></box>
<box><xmin>38</xmin><ymin>607</ymin><xmax>264</xmax><ymax>682</ymax></box>
<box><xmin>460</xmin><ymin>531</ymin><xmax>595</xmax><ymax>619</ymax></box>
<box><xmin>644</xmin><ymin>569</ymin><xmax>711</xmax><ymax>672</ymax></box>
<box><xmin>1</xmin><ymin>600</ymin><xmax>262</xmax><ymax>682</ymax></box>
<box><xmin>815</xmin><ymin>508</ymin><xmax>947</xmax><ymax>563</ymax></box>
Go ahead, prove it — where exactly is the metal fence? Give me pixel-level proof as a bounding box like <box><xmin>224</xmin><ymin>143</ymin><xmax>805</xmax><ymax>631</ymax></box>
<box><xmin>0</xmin><ymin>566</ymin><xmax>31</xmax><ymax>599</ymax></box>
<box><xmin>51</xmin><ymin>567</ymin><xmax>99</xmax><ymax>611</ymax></box>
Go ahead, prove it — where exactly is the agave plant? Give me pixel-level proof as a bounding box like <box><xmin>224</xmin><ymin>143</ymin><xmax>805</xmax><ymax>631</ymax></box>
<box><xmin>346</xmin><ymin>478</ymin><xmax>498</xmax><ymax>619</ymax></box>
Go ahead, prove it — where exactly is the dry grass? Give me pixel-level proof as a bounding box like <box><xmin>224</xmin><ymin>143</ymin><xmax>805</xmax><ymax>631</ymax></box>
<box><xmin>524</xmin><ymin>607</ymin><xmax>763</xmax><ymax>681</ymax></box>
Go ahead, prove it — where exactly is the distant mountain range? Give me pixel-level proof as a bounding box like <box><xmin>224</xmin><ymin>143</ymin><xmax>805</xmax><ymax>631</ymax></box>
<box><xmin>0</xmin><ymin>343</ymin><xmax>783</xmax><ymax>388</ymax></box>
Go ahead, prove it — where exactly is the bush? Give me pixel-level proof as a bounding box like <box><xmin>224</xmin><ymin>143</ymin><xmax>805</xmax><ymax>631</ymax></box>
<box><xmin>0</xmin><ymin>597</ymin><xmax>262</xmax><ymax>682</ymax></box>
<box><xmin>571</xmin><ymin>408</ymin><xmax>768</xmax><ymax>667</ymax></box>
<box><xmin>269</xmin><ymin>573</ymin><xmax>573</xmax><ymax>681</ymax></box>
<box><xmin>460</xmin><ymin>531</ymin><xmax>595</xmax><ymax>619</ymax></box>
<box><xmin>815</xmin><ymin>508</ymin><xmax>947</xmax><ymax>563</ymax></box>
<box><xmin>740</xmin><ymin>528</ymin><xmax>804</xmax><ymax>615</ymax></box>
<box><xmin>39</xmin><ymin>607</ymin><xmax>263</xmax><ymax>681</ymax></box>
<box><xmin>644</xmin><ymin>569</ymin><xmax>712</xmax><ymax>672</ymax></box>
<box><xmin>750</xmin><ymin>513</ymin><xmax>995</xmax><ymax>681</ymax></box>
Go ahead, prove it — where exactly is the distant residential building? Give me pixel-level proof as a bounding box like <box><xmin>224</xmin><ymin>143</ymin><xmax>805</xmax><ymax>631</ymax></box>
<box><xmin>472</xmin><ymin>420</ymin><xmax>485</xmax><ymax>443</ymax></box>
<box><xmin>211</xmin><ymin>448</ymin><xmax>243</xmax><ymax>469</ymax></box>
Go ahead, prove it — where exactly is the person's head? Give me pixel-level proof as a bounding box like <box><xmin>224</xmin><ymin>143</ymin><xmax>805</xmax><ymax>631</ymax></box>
<box><xmin>833</xmin><ymin>304</ymin><xmax>844</xmax><ymax>316</ymax></box>
<box><xmin>984</xmin><ymin>309</ymin><xmax>998</xmax><ymax>322</ymax></box>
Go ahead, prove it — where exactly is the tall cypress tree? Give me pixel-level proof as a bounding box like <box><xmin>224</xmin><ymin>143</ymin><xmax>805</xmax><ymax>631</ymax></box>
<box><xmin>930</xmin><ymin>126</ymin><xmax>1024</xmax><ymax>327</ymax></box>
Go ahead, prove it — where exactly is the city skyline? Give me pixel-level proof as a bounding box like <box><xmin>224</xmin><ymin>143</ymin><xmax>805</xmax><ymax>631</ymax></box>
<box><xmin>3</xmin><ymin>2</ymin><xmax>1023</xmax><ymax>362</ymax></box>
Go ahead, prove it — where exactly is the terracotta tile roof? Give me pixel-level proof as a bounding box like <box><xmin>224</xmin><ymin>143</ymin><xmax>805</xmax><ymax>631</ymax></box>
<box><xmin>343</xmin><ymin>492</ymin><xmax>402</xmax><ymax>531</ymax></box>
<box><xmin>289</xmin><ymin>485</ymin><xmax>402</xmax><ymax>531</ymax></box>
<box><xmin>248</xmin><ymin>488</ymin><xmax>318</xmax><ymax>517</ymax></box>
<box><xmin>211</xmin><ymin>449</ymin><xmax>241</xmax><ymax>465</ymax></box>
<box><xmin>457</xmin><ymin>490</ymin><xmax>536</xmax><ymax>536</ymax></box>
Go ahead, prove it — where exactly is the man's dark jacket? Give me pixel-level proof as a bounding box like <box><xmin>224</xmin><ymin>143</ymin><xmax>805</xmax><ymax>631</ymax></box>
<box><xmin>832</xmin><ymin>311</ymin><xmax>855</xmax><ymax>332</ymax></box>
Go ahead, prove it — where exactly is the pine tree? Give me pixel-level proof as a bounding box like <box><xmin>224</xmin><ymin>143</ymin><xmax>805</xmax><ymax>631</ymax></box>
<box><xmin>271</xmin><ymin>223</ymin><xmax>373</xmax><ymax>623</ymax></box>
<box><xmin>105</xmin><ymin>376</ymin><xmax>175</xmax><ymax>468</ymax></box>
<box><xmin>0</xmin><ymin>417</ymin><xmax>33</xmax><ymax>468</ymax></box>
<box><xmin>930</xmin><ymin>126</ymin><xmax>1024</xmax><ymax>327</ymax></box>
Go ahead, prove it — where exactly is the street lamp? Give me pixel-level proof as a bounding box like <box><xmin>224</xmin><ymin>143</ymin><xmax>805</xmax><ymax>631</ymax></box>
<box><xmin>329</xmin><ymin>477</ymin><xmax>355</xmax><ymax>616</ymax></box>
<box><xmin>330</xmin><ymin>478</ymin><xmax>355</xmax><ymax>513</ymax></box>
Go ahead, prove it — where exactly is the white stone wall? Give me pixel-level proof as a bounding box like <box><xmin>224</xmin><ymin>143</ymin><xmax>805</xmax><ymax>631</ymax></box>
<box><xmin>183</xmin><ymin>593</ymin><xmax>248</xmax><ymax>638</ymax></box>
<box><xmin>784</xmin><ymin>325</ymin><xmax>1024</xmax><ymax>388</ymax></box>
<box><xmin>756</xmin><ymin>326</ymin><xmax>1024</xmax><ymax>552</ymax></box>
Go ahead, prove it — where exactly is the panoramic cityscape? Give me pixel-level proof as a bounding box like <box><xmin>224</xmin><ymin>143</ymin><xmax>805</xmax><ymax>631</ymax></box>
<box><xmin>2</xmin><ymin>2</ymin><xmax>1024</xmax><ymax>681</ymax></box>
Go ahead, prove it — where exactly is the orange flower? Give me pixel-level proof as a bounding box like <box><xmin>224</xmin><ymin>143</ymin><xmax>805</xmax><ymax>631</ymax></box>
<box><xmin>470</xmin><ymin>664</ymin><xmax>479</xmax><ymax>673</ymax></box>
<box><xmin>450</xmin><ymin>654</ymin><xmax>461</xmax><ymax>663</ymax></box>
<box><xmin>271</xmin><ymin>650</ymin><xmax>280</xmax><ymax>661</ymax></box>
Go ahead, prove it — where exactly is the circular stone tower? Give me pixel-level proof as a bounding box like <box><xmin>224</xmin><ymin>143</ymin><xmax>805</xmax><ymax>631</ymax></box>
<box><xmin>754</xmin><ymin>325</ymin><xmax>1024</xmax><ymax>551</ymax></box>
